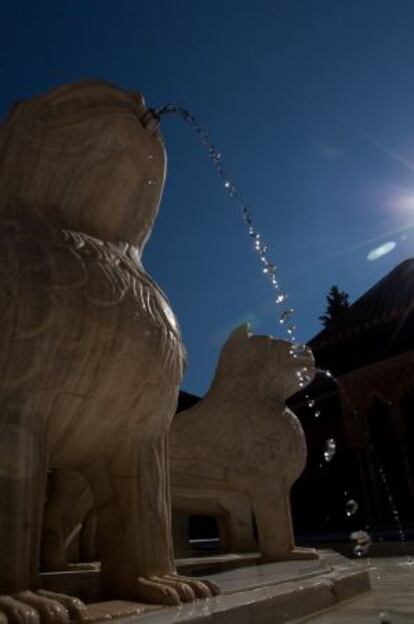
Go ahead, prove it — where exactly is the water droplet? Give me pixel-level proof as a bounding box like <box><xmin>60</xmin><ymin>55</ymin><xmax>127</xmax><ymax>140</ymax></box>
<box><xmin>346</xmin><ymin>499</ymin><xmax>359</xmax><ymax>517</ymax></box>
<box><xmin>350</xmin><ymin>530</ymin><xmax>371</xmax><ymax>557</ymax></box>
<box><xmin>256</xmin><ymin>240</ymin><xmax>269</xmax><ymax>256</ymax></box>
<box><xmin>224</xmin><ymin>180</ymin><xmax>235</xmax><ymax>196</ymax></box>
<box><xmin>248</xmin><ymin>226</ymin><xmax>255</xmax><ymax>236</ymax></box>
<box><xmin>263</xmin><ymin>263</ymin><xmax>276</xmax><ymax>275</ymax></box>
<box><xmin>147</xmin><ymin>178</ymin><xmax>155</xmax><ymax>185</ymax></box>
<box><xmin>199</xmin><ymin>131</ymin><xmax>209</xmax><ymax>145</ymax></box>
<box><xmin>307</xmin><ymin>398</ymin><xmax>315</xmax><ymax>408</ymax></box>
<box><xmin>314</xmin><ymin>410</ymin><xmax>320</xmax><ymax>418</ymax></box>
<box><xmin>295</xmin><ymin>367</ymin><xmax>312</xmax><ymax>388</ymax></box>
<box><xmin>280</xmin><ymin>309</ymin><xmax>294</xmax><ymax>325</ymax></box>
<box><xmin>353</xmin><ymin>545</ymin><xmax>364</xmax><ymax>557</ymax></box>
<box><xmin>275</xmin><ymin>293</ymin><xmax>287</xmax><ymax>304</ymax></box>
<box><xmin>289</xmin><ymin>343</ymin><xmax>309</xmax><ymax>357</ymax></box>
<box><xmin>379</xmin><ymin>611</ymin><xmax>392</xmax><ymax>624</ymax></box>
<box><xmin>323</xmin><ymin>438</ymin><xmax>336</xmax><ymax>462</ymax></box>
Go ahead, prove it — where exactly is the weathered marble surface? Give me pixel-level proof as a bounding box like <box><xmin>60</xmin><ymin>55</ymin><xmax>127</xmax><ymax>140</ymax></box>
<box><xmin>0</xmin><ymin>81</ymin><xmax>218</xmax><ymax>622</ymax></box>
<box><xmin>170</xmin><ymin>325</ymin><xmax>318</xmax><ymax>561</ymax></box>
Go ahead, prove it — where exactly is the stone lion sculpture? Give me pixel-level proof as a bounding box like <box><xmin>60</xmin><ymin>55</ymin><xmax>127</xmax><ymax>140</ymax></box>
<box><xmin>171</xmin><ymin>325</ymin><xmax>318</xmax><ymax>561</ymax></box>
<box><xmin>0</xmin><ymin>81</ymin><xmax>218</xmax><ymax>623</ymax></box>
<box><xmin>40</xmin><ymin>327</ymin><xmax>317</xmax><ymax>568</ymax></box>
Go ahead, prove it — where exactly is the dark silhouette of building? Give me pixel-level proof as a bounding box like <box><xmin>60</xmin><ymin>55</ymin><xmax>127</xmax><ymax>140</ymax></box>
<box><xmin>291</xmin><ymin>259</ymin><xmax>414</xmax><ymax>536</ymax></box>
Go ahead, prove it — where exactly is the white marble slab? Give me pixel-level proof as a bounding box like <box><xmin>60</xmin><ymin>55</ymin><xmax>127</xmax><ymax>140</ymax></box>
<box><xmin>86</xmin><ymin>550</ymin><xmax>371</xmax><ymax>624</ymax></box>
<box><xmin>294</xmin><ymin>556</ymin><xmax>414</xmax><ymax>623</ymax></box>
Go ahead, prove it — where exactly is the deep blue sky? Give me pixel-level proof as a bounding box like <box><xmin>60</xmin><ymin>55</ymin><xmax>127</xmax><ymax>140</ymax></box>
<box><xmin>2</xmin><ymin>1</ymin><xmax>414</xmax><ymax>394</ymax></box>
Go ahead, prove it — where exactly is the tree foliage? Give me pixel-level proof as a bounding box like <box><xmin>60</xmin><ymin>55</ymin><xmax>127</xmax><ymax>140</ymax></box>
<box><xmin>319</xmin><ymin>285</ymin><xmax>350</xmax><ymax>328</ymax></box>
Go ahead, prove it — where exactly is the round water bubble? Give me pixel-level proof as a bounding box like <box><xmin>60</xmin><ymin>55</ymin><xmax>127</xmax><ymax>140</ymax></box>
<box><xmin>280</xmin><ymin>309</ymin><xmax>294</xmax><ymax>325</ymax></box>
<box><xmin>314</xmin><ymin>410</ymin><xmax>320</xmax><ymax>418</ymax></box>
<box><xmin>378</xmin><ymin>610</ymin><xmax>392</xmax><ymax>624</ymax></box>
<box><xmin>350</xmin><ymin>530</ymin><xmax>372</xmax><ymax>557</ymax></box>
<box><xmin>323</xmin><ymin>438</ymin><xmax>336</xmax><ymax>462</ymax></box>
<box><xmin>346</xmin><ymin>499</ymin><xmax>359</xmax><ymax>517</ymax></box>
<box><xmin>307</xmin><ymin>398</ymin><xmax>315</xmax><ymax>408</ymax></box>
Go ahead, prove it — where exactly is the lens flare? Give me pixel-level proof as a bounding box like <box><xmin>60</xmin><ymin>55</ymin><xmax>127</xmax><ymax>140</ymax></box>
<box><xmin>367</xmin><ymin>241</ymin><xmax>396</xmax><ymax>261</ymax></box>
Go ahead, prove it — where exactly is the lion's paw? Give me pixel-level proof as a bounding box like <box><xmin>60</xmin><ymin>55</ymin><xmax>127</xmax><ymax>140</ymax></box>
<box><xmin>37</xmin><ymin>590</ymin><xmax>89</xmax><ymax>623</ymax></box>
<box><xmin>134</xmin><ymin>574</ymin><xmax>220</xmax><ymax>605</ymax></box>
<box><xmin>0</xmin><ymin>590</ymin><xmax>90</xmax><ymax>624</ymax></box>
<box><xmin>0</xmin><ymin>595</ymin><xmax>40</xmax><ymax>624</ymax></box>
<box><xmin>164</xmin><ymin>574</ymin><xmax>220</xmax><ymax>599</ymax></box>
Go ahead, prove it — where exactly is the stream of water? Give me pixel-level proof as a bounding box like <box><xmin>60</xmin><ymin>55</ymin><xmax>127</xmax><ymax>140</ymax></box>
<box><xmin>156</xmin><ymin>105</ymin><xmax>411</xmax><ymax>620</ymax></box>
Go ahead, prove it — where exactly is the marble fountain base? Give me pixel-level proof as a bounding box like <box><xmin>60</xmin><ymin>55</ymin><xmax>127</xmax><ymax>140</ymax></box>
<box><xmin>40</xmin><ymin>550</ymin><xmax>370</xmax><ymax>623</ymax></box>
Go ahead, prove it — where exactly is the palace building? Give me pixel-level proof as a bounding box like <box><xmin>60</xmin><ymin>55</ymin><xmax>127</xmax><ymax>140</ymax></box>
<box><xmin>291</xmin><ymin>259</ymin><xmax>414</xmax><ymax>535</ymax></box>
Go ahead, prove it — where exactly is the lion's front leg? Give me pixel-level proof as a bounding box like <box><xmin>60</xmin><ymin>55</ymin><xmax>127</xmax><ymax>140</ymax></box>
<box><xmin>0</xmin><ymin>400</ymin><xmax>89</xmax><ymax>624</ymax></box>
<box><xmin>0</xmin><ymin>414</ymin><xmax>46</xmax><ymax>595</ymax></box>
<box><xmin>250</xmin><ymin>485</ymin><xmax>317</xmax><ymax>562</ymax></box>
<box><xmin>84</xmin><ymin>434</ymin><xmax>219</xmax><ymax>605</ymax></box>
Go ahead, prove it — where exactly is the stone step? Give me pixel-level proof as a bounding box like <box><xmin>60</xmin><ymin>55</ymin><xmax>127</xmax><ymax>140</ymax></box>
<box><xmin>40</xmin><ymin>550</ymin><xmax>370</xmax><ymax>623</ymax></box>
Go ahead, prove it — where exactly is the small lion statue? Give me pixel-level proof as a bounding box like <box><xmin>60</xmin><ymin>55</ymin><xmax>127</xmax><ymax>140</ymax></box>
<box><xmin>0</xmin><ymin>81</ymin><xmax>218</xmax><ymax>623</ymax></box>
<box><xmin>41</xmin><ymin>326</ymin><xmax>317</xmax><ymax>568</ymax></box>
<box><xmin>171</xmin><ymin>324</ymin><xmax>318</xmax><ymax>561</ymax></box>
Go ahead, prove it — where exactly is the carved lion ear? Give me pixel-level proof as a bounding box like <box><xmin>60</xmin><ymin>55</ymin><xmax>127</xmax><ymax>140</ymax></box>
<box><xmin>228</xmin><ymin>323</ymin><xmax>251</xmax><ymax>342</ymax></box>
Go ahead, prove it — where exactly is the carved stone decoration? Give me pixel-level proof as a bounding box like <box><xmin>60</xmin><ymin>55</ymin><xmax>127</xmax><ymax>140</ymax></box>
<box><xmin>170</xmin><ymin>325</ymin><xmax>318</xmax><ymax>561</ymax></box>
<box><xmin>0</xmin><ymin>81</ymin><xmax>218</xmax><ymax>620</ymax></box>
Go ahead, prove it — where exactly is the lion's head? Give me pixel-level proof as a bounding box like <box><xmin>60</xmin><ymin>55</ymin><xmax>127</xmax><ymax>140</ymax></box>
<box><xmin>210</xmin><ymin>324</ymin><xmax>315</xmax><ymax>401</ymax></box>
<box><xmin>0</xmin><ymin>81</ymin><xmax>165</xmax><ymax>253</ymax></box>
